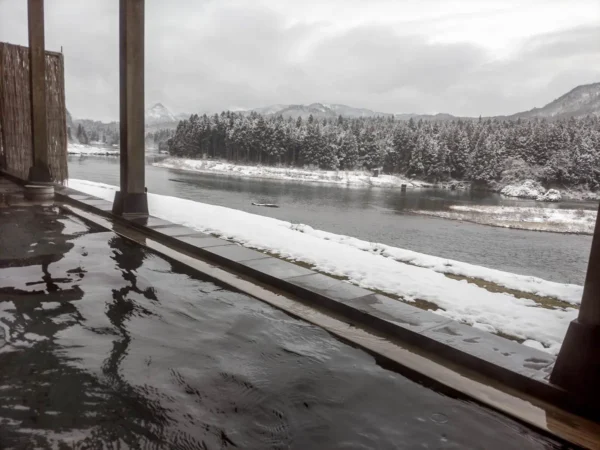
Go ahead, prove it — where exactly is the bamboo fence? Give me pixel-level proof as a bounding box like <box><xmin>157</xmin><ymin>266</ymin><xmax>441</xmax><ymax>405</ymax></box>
<box><xmin>0</xmin><ymin>42</ymin><xmax>68</xmax><ymax>182</ymax></box>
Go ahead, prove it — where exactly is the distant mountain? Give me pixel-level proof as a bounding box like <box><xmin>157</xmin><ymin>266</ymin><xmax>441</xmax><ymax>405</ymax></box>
<box><xmin>146</xmin><ymin>103</ymin><xmax>177</xmax><ymax>127</ymax></box>
<box><xmin>510</xmin><ymin>82</ymin><xmax>600</xmax><ymax>119</ymax></box>
<box><xmin>327</xmin><ymin>104</ymin><xmax>393</xmax><ymax>118</ymax></box>
<box><xmin>245</xmin><ymin>103</ymin><xmax>467</xmax><ymax>121</ymax></box>
<box><xmin>68</xmin><ymin>82</ymin><xmax>600</xmax><ymax>135</ymax></box>
<box><xmin>250</xmin><ymin>104</ymin><xmax>289</xmax><ymax>115</ymax></box>
<box><xmin>247</xmin><ymin>103</ymin><xmax>393</xmax><ymax>118</ymax></box>
<box><xmin>247</xmin><ymin>83</ymin><xmax>600</xmax><ymax>121</ymax></box>
<box><xmin>394</xmin><ymin>113</ymin><xmax>458</xmax><ymax>122</ymax></box>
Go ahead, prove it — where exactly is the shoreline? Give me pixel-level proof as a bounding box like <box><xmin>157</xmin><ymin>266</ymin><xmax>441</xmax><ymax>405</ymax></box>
<box><xmin>68</xmin><ymin>143</ymin><xmax>119</xmax><ymax>156</ymax></box>
<box><xmin>69</xmin><ymin>150</ymin><xmax>599</xmax><ymax>201</ymax></box>
<box><xmin>153</xmin><ymin>157</ymin><xmax>469</xmax><ymax>190</ymax></box>
<box><xmin>152</xmin><ymin>157</ymin><xmax>599</xmax><ymax>201</ymax></box>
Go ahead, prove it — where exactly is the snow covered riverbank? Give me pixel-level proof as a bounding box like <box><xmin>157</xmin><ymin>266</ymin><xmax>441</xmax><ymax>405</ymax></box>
<box><xmin>414</xmin><ymin>205</ymin><xmax>596</xmax><ymax>234</ymax></box>
<box><xmin>494</xmin><ymin>179</ymin><xmax>600</xmax><ymax>202</ymax></box>
<box><xmin>68</xmin><ymin>143</ymin><xmax>119</xmax><ymax>156</ymax></box>
<box><xmin>68</xmin><ymin>178</ymin><xmax>581</xmax><ymax>355</ymax></box>
<box><xmin>500</xmin><ymin>180</ymin><xmax>562</xmax><ymax>202</ymax></box>
<box><xmin>153</xmin><ymin>157</ymin><xmax>443</xmax><ymax>189</ymax></box>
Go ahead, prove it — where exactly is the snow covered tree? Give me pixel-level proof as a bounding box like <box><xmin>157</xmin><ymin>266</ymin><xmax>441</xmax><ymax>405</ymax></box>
<box><xmin>447</xmin><ymin>129</ymin><xmax>469</xmax><ymax>178</ymax></box>
<box><xmin>76</xmin><ymin>124</ymin><xmax>89</xmax><ymax>145</ymax></box>
<box><xmin>409</xmin><ymin>133</ymin><xmax>427</xmax><ymax>176</ymax></box>
<box><xmin>469</xmin><ymin>133</ymin><xmax>504</xmax><ymax>183</ymax></box>
<box><xmin>163</xmin><ymin>108</ymin><xmax>600</xmax><ymax>189</ymax></box>
<box><xmin>338</xmin><ymin>132</ymin><xmax>359</xmax><ymax>170</ymax></box>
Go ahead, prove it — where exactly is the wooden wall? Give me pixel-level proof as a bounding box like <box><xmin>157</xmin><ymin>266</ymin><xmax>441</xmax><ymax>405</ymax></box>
<box><xmin>0</xmin><ymin>42</ymin><xmax>68</xmax><ymax>182</ymax></box>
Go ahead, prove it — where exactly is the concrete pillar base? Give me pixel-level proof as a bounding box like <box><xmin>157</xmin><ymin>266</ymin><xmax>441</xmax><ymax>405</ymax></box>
<box><xmin>112</xmin><ymin>191</ymin><xmax>148</xmax><ymax>217</ymax></box>
<box><xmin>28</xmin><ymin>164</ymin><xmax>52</xmax><ymax>183</ymax></box>
<box><xmin>551</xmin><ymin>319</ymin><xmax>600</xmax><ymax>408</ymax></box>
<box><xmin>24</xmin><ymin>184</ymin><xmax>54</xmax><ymax>201</ymax></box>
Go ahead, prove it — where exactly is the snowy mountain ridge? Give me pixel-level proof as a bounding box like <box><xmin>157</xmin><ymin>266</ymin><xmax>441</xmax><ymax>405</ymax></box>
<box><xmin>247</xmin><ymin>104</ymin><xmax>462</xmax><ymax>121</ymax></box>
<box><xmin>246</xmin><ymin>103</ymin><xmax>394</xmax><ymax>119</ymax></box>
<box><xmin>146</xmin><ymin>103</ymin><xmax>177</xmax><ymax>125</ymax></box>
<box><xmin>510</xmin><ymin>82</ymin><xmax>600</xmax><ymax>119</ymax></box>
<box><xmin>250</xmin><ymin>83</ymin><xmax>600</xmax><ymax>120</ymax></box>
<box><xmin>71</xmin><ymin>81</ymin><xmax>600</xmax><ymax>127</ymax></box>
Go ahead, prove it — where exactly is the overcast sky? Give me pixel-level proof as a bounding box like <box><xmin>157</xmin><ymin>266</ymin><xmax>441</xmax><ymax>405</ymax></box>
<box><xmin>1</xmin><ymin>0</ymin><xmax>599</xmax><ymax>121</ymax></box>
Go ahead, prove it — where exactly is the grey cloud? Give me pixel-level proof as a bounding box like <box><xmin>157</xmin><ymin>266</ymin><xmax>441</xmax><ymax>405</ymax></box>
<box><xmin>458</xmin><ymin>26</ymin><xmax>600</xmax><ymax>115</ymax></box>
<box><xmin>0</xmin><ymin>0</ymin><xmax>598</xmax><ymax>120</ymax></box>
<box><xmin>143</xmin><ymin>2</ymin><xmax>323</xmax><ymax>115</ymax></box>
<box><xmin>303</xmin><ymin>26</ymin><xmax>487</xmax><ymax>96</ymax></box>
<box><xmin>520</xmin><ymin>26</ymin><xmax>600</xmax><ymax>60</ymax></box>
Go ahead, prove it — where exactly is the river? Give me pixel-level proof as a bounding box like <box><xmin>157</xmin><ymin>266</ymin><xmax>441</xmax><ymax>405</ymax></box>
<box><xmin>68</xmin><ymin>155</ymin><xmax>593</xmax><ymax>285</ymax></box>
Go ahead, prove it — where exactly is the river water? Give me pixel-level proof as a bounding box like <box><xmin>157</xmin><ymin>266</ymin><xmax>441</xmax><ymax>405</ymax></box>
<box><xmin>68</xmin><ymin>156</ymin><xmax>593</xmax><ymax>285</ymax></box>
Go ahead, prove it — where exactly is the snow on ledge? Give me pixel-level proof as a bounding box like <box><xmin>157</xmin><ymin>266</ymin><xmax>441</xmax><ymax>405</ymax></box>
<box><xmin>289</xmin><ymin>222</ymin><xmax>583</xmax><ymax>304</ymax></box>
<box><xmin>67</xmin><ymin>179</ymin><xmax>581</xmax><ymax>355</ymax></box>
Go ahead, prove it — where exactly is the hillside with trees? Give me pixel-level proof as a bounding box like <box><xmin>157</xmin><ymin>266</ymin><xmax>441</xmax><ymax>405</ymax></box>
<box><xmin>146</xmin><ymin>128</ymin><xmax>175</xmax><ymax>151</ymax></box>
<box><xmin>166</xmin><ymin>111</ymin><xmax>600</xmax><ymax>191</ymax></box>
<box><xmin>67</xmin><ymin>117</ymin><xmax>120</xmax><ymax>146</ymax></box>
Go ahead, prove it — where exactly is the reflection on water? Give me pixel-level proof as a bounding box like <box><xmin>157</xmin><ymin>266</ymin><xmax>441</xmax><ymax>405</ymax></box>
<box><xmin>0</xmin><ymin>206</ymin><xmax>564</xmax><ymax>449</ymax></box>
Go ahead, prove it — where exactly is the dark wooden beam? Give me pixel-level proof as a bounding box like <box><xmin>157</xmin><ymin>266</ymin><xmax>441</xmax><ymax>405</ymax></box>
<box><xmin>551</xmin><ymin>201</ymin><xmax>600</xmax><ymax>411</ymax></box>
<box><xmin>113</xmin><ymin>0</ymin><xmax>148</xmax><ymax>216</ymax></box>
<box><xmin>27</xmin><ymin>0</ymin><xmax>51</xmax><ymax>182</ymax></box>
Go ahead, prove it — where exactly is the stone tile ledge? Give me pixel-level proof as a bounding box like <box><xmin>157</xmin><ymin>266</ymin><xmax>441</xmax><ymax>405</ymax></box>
<box><xmin>52</xmin><ymin>185</ymin><xmax>582</xmax><ymax>415</ymax></box>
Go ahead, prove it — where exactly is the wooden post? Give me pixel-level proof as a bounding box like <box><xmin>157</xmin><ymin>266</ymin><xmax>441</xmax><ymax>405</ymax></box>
<box><xmin>551</xmin><ymin>200</ymin><xmax>600</xmax><ymax>408</ymax></box>
<box><xmin>113</xmin><ymin>0</ymin><xmax>148</xmax><ymax>216</ymax></box>
<box><xmin>27</xmin><ymin>0</ymin><xmax>51</xmax><ymax>182</ymax></box>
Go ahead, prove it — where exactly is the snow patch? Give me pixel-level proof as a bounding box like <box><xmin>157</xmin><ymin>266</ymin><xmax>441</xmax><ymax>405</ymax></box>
<box><xmin>522</xmin><ymin>339</ymin><xmax>547</xmax><ymax>351</ymax></box>
<box><xmin>290</xmin><ymin>222</ymin><xmax>583</xmax><ymax>305</ymax></box>
<box><xmin>501</xmin><ymin>180</ymin><xmax>563</xmax><ymax>202</ymax></box>
<box><xmin>500</xmin><ymin>180</ymin><xmax>544</xmax><ymax>199</ymax></box>
<box><xmin>414</xmin><ymin>205</ymin><xmax>596</xmax><ymax>234</ymax></box>
<box><xmin>68</xmin><ymin>178</ymin><xmax>581</xmax><ymax>355</ymax></box>
<box><xmin>536</xmin><ymin>189</ymin><xmax>562</xmax><ymax>202</ymax></box>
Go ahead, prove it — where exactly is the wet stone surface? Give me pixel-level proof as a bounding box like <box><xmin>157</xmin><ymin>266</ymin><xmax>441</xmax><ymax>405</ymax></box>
<box><xmin>242</xmin><ymin>257</ymin><xmax>315</xmax><ymax>280</ymax></box>
<box><xmin>422</xmin><ymin>321</ymin><xmax>555</xmax><ymax>378</ymax></box>
<box><xmin>150</xmin><ymin>224</ymin><xmax>199</xmax><ymax>237</ymax></box>
<box><xmin>287</xmin><ymin>273</ymin><xmax>372</xmax><ymax>302</ymax></box>
<box><xmin>79</xmin><ymin>198</ymin><xmax>113</xmax><ymax>211</ymax></box>
<box><xmin>66</xmin><ymin>194</ymin><xmax>94</xmax><ymax>201</ymax></box>
<box><xmin>0</xmin><ymin>204</ymin><xmax>568</xmax><ymax>449</ymax></box>
<box><xmin>176</xmin><ymin>235</ymin><xmax>231</xmax><ymax>249</ymax></box>
<box><xmin>346</xmin><ymin>294</ymin><xmax>452</xmax><ymax>333</ymax></box>
<box><xmin>129</xmin><ymin>215</ymin><xmax>173</xmax><ymax>228</ymax></box>
<box><xmin>203</xmin><ymin>244</ymin><xmax>270</xmax><ymax>263</ymax></box>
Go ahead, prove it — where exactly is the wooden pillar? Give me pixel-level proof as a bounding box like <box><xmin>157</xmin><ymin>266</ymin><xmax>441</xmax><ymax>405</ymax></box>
<box><xmin>113</xmin><ymin>0</ymin><xmax>148</xmax><ymax>216</ymax></box>
<box><xmin>27</xmin><ymin>0</ymin><xmax>51</xmax><ymax>182</ymax></box>
<box><xmin>551</xmin><ymin>200</ymin><xmax>600</xmax><ymax>408</ymax></box>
